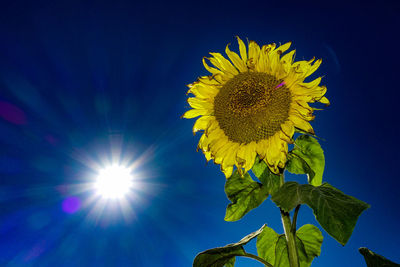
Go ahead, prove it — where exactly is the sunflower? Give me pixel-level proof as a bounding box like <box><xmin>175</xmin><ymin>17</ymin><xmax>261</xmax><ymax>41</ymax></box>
<box><xmin>183</xmin><ymin>37</ymin><xmax>329</xmax><ymax>178</ymax></box>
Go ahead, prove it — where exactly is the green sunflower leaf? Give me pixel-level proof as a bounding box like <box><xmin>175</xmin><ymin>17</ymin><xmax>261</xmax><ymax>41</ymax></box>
<box><xmin>256</xmin><ymin>224</ymin><xmax>323</xmax><ymax>267</ymax></box>
<box><xmin>223</xmin><ymin>257</ymin><xmax>236</xmax><ymax>267</ymax></box>
<box><xmin>256</xmin><ymin>225</ymin><xmax>280</xmax><ymax>264</ymax></box>
<box><xmin>252</xmin><ymin>158</ymin><xmax>281</xmax><ymax>195</ymax></box>
<box><xmin>224</xmin><ymin>171</ymin><xmax>268</xmax><ymax>222</ymax></box>
<box><xmin>271</xmin><ymin>182</ymin><xmax>370</xmax><ymax>245</ymax></box>
<box><xmin>359</xmin><ymin>247</ymin><xmax>400</xmax><ymax>267</ymax></box>
<box><xmin>193</xmin><ymin>225</ymin><xmax>265</xmax><ymax>267</ymax></box>
<box><xmin>296</xmin><ymin>224</ymin><xmax>323</xmax><ymax>266</ymax></box>
<box><xmin>287</xmin><ymin>135</ymin><xmax>325</xmax><ymax>186</ymax></box>
<box><xmin>275</xmin><ymin>235</ymin><xmax>290</xmax><ymax>267</ymax></box>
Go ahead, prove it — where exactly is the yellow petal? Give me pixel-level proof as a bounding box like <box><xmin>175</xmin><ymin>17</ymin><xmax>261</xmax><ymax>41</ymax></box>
<box><xmin>290</xmin><ymin>114</ymin><xmax>315</xmax><ymax>134</ymax></box>
<box><xmin>222</xmin><ymin>143</ymin><xmax>239</xmax><ymax>168</ymax></box>
<box><xmin>182</xmin><ymin>109</ymin><xmax>210</xmax><ymax>119</ymax></box>
<box><xmin>280</xmin><ymin>50</ymin><xmax>296</xmax><ymax>75</ymax></box>
<box><xmin>266</xmin><ymin>135</ymin><xmax>281</xmax><ymax>166</ymax></box>
<box><xmin>187</xmin><ymin>83</ymin><xmax>219</xmax><ymax>99</ymax></box>
<box><xmin>236</xmin><ymin>36</ymin><xmax>247</xmax><ymax>64</ymax></box>
<box><xmin>278</xmin><ymin>41</ymin><xmax>291</xmax><ymax>53</ymax></box>
<box><xmin>247</xmin><ymin>41</ymin><xmax>260</xmax><ymax>70</ymax></box>
<box><xmin>221</xmin><ymin>164</ymin><xmax>234</xmax><ymax>178</ymax></box>
<box><xmin>210</xmin><ymin>137</ymin><xmax>229</xmax><ymax>156</ymax></box>
<box><xmin>265</xmin><ymin>158</ymin><xmax>279</xmax><ymax>174</ymax></box>
<box><xmin>256</xmin><ymin>139</ymin><xmax>268</xmax><ymax>160</ymax></box>
<box><xmin>225</xmin><ymin>43</ymin><xmax>247</xmax><ymax>72</ymax></box>
<box><xmin>291</xmin><ymin>102</ymin><xmax>313</xmax><ymax>119</ymax></box>
<box><xmin>281</xmin><ymin>120</ymin><xmax>295</xmax><ymax>138</ymax></box>
<box><xmin>198</xmin><ymin>135</ymin><xmax>212</xmax><ymax>162</ymax></box>
<box><xmin>197</xmin><ymin>76</ymin><xmax>221</xmax><ymax>85</ymax></box>
<box><xmin>214</xmin><ymin>142</ymin><xmax>233</xmax><ymax>164</ymax></box>
<box><xmin>187</xmin><ymin>97</ymin><xmax>213</xmax><ymax>110</ymax></box>
<box><xmin>235</xmin><ymin>142</ymin><xmax>256</xmax><ymax>172</ymax></box>
<box><xmin>257</xmin><ymin>45</ymin><xmax>268</xmax><ymax>72</ymax></box>
<box><xmin>243</xmin><ymin>142</ymin><xmax>257</xmax><ymax>172</ymax></box>
<box><xmin>319</xmin><ymin>96</ymin><xmax>330</xmax><ymax>105</ymax></box>
<box><xmin>235</xmin><ymin>144</ymin><xmax>247</xmax><ymax>170</ymax></box>
<box><xmin>248</xmin><ymin>41</ymin><xmax>260</xmax><ymax>58</ymax></box>
<box><xmin>301</xmin><ymin>77</ymin><xmax>322</xmax><ymax>89</ymax></box>
<box><xmin>207</xmin><ymin>127</ymin><xmax>226</xmax><ymax>145</ymax></box>
<box><xmin>193</xmin><ymin>116</ymin><xmax>212</xmax><ymax>134</ymax></box>
<box><xmin>204</xmin><ymin>150</ymin><xmax>212</xmax><ymax>161</ymax></box>
<box><xmin>279</xmin><ymin>131</ymin><xmax>293</xmax><ymax>144</ymax></box>
<box><xmin>305</xmin><ymin>59</ymin><xmax>322</xmax><ymax>77</ymax></box>
<box><xmin>202</xmin><ymin>57</ymin><xmax>223</xmax><ymax>76</ymax></box>
<box><xmin>209</xmin><ymin>52</ymin><xmax>238</xmax><ymax>76</ymax></box>
<box><xmin>291</xmin><ymin>83</ymin><xmax>327</xmax><ymax>102</ymax></box>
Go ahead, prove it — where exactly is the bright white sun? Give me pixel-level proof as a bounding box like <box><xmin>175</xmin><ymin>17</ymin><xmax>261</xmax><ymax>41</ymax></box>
<box><xmin>95</xmin><ymin>165</ymin><xmax>133</xmax><ymax>199</ymax></box>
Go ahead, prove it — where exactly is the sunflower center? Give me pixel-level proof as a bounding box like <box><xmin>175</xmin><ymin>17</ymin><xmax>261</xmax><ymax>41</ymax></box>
<box><xmin>214</xmin><ymin>72</ymin><xmax>291</xmax><ymax>144</ymax></box>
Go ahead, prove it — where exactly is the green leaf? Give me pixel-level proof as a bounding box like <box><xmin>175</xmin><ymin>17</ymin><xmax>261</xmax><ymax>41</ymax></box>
<box><xmin>287</xmin><ymin>135</ymin><xmax>325</xmax><ymax>186</ymax></box>
<box><xmin>252</xmin><ymin>158</ymin><xmax>281</xmax><ymax>195</ymax></box>
<box><xmin>275</xmin><ymin>235</ymin><xmax>290</xmax><ymax>267</ymax></box>
<box><xmin>224</xmin><ymin>171</ymin><xmax>268</xmax><ymax>221</ymax></box>
<box><xmin>256</xmin><ymin>224</ymin><xmax>323</xmax><ymax>267</ymax></box>
<box><xmin>193</xmin><ymin>225</ymin><xmax>265</xmax><ymax>267</ymax></box>
<box><xmin>296</xmin><ymin>224</ymin><xmax>323</xmax><ymax>266</ymax></box>
<box><xmin>359</xmin><ymin>247</ymin><xmax>400</xmax><ymax>267</ymax></box>
<box><xmin>271</xmin><ymin>182</ymin><xmax>370</xmax><ymax>245</ymax></box>
<box><xmin>256</xmin><ymin>225</ymin><xmax>280</xmax><ymax>264</ymax></box>
<box><xmin>224</xmin><ymin>257</ymin><xmax>235</xmax><ymax>267</ymax></box>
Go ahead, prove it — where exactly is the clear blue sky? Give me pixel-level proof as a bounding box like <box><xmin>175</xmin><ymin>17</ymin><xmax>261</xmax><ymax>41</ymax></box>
<box><xmin>0</xmin><ymin>0</ymin><xmax>399</xmax><ymax>266</ymax></box>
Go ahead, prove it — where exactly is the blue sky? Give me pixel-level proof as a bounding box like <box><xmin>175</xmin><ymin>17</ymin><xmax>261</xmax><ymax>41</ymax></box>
<box><xmin>0</xmin><ymin>0</ymin><xmax>399</xmax><ymax>266</ymax></box>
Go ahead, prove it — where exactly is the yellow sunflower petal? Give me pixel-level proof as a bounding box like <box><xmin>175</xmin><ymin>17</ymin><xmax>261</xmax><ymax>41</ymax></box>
<box><xmin>279</xmin><ymin>131</ymin><xmax>293</xmax><ymax>146</ymax></box>
<box><xmin>301</xmin><ymin>77</ymin><xmax>322</xmax><ymax>89</ymax></box>
<box><xmin>242</xmin><ymin>142</ymin><xmax>257</xmax><ymax>172</ymax></box>
<box><xmin>193</xmin><ymin>116</ymin><xmax>212</xmax><ymax>134</ymax></box>
<box><xmin>210</xmin><ymin>137</ymin><xmax>230</xmax><ymax>157</ymax></box>
<box><xmin>279</xmin><ymin>50</ymin><xmax>296</xmax><ymax>77</ymax></box>
<box><xmin>319</xmin><ymin>96</ymin><xmax>330</xmax><ymax>105</ymax></box>
<box><xmin>197</xmin><ymin>134</ymin><xmax>210</xmax><ymax>153</ymax></box>
<box><xmin>214</xmin><ymin>142</ymin><xmax>233</xmax><ymax>164</ymax></box>
<box><xmin>182</xmin><ymin>108</ymin><xmax>211</xmax><ymax>119</ymax></box>
<box><xmin>187</xmin><ymin>83</ymin><xmax>219</xmax><ymax>99</ymax></box>
<box><xmin>209</xmin><ymin>52</ymin><xmax>239</xmax><ymax>76</ymax></box>
<box><xmin>197</xmin><ymin>76</ymin><xmax>222</xmax><ymax>85</ymax></box>
<box><xmin>202</xmin><ymin>57</ymin><xmax>224</xmax><ymax>76</ymax></box>
<box><xmin>290</xmin><ymin>114</ymin><xmax>315</xmax><ymax>134</ymax></box>
<box><xmin>305</xmin><ymin>59</ymin><xmax>322</xmax><ymax>77</ymax></box>
<box><xmin>276</xmin><ymin>42</ymin><xmax>292</xmax><ymax>54</ymax></box>
<box><xmin>256</xmin><ymin>139</ymin><xmax>268</xmax><ymax>160</ymax></box>
<box><xmin>266</xmin><ymin>135</ymin><xmax>281</xmax><ymax>166</ymax></box>
<box><xmin>225</xmin><ymin>43</ymin><xmax>247</xmax><ymax>72</ymax></box>
<box><xmin>236</xmin><ymin>36</ymin><xmax>248</xmax><ymax>64</ymax></box>
<box><xmin>221</xmin><ymin>165</ymin><xmax>234</xmax><ymax>178</ymax></box>
<box><xmin>281</xmin><ymin>120</ymin><xmax>295</xmax><ymax>138</ymax></box>
<box><xmin>187</xmin><ymin>97</ymin><xmax>213</xmax><ymax>110</ymax></box>
<box><xmin>222</xmin><ymin>143</ymin><xmax>239</xmax><ymax>168</ymax></box>
<box><xmin>247</xmin><ymin>41</ymin><xmax>261</xmax><ymax>70</ymax></box>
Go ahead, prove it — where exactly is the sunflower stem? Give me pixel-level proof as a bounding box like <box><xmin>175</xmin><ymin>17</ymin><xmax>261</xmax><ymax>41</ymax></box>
<box><xmin>291</xmin><ymin>205</ymin><xmax>301</xmax><ymax>233</ymax></box>
<box><xmin>280</xmin><ymin>173</ymin><xmax>300</xmax><ymax>267</ymax></box>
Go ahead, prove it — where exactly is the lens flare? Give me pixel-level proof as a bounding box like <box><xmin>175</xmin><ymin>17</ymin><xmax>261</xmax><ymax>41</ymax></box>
<box><xmin>95</xmin><ymin>165</ymin><xmax>133</xmax><ymax>199</ymax></box>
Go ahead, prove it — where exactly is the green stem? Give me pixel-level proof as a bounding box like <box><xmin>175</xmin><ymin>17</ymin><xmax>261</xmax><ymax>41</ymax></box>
<box><xmin>291</xmin><ymin>205</ymin><xmax>301</xmax><ymax>233</ymax></box>
<box><xmin>279</xmin><ymin>174</ymin><xmax>300</xmax><ymax>267</ymax></box>
<box><xmin>242</xmin><ymin>252</ymin><xmax>274</xmax><ymax>267</ymax></box>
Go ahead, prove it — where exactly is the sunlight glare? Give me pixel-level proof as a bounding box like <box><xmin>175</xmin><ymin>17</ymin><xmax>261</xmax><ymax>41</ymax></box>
<box><xmin>95</xmin><ymin>165</ymin><xmax>133</xmax><ymax>199</ymax></box>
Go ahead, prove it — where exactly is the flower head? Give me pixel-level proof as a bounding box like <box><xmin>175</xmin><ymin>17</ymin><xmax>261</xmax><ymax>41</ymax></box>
<box><xmin>183</xmin><ymin>37</ymin><xmax>329</xmax><ymax>177</ymax></box>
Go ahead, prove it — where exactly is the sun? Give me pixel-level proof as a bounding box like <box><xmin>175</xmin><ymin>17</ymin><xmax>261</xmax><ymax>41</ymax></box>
<box><xmin>95</xmin><ymin>164</ymin><xmax>133</xmax><ymax>199</ymax></box>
